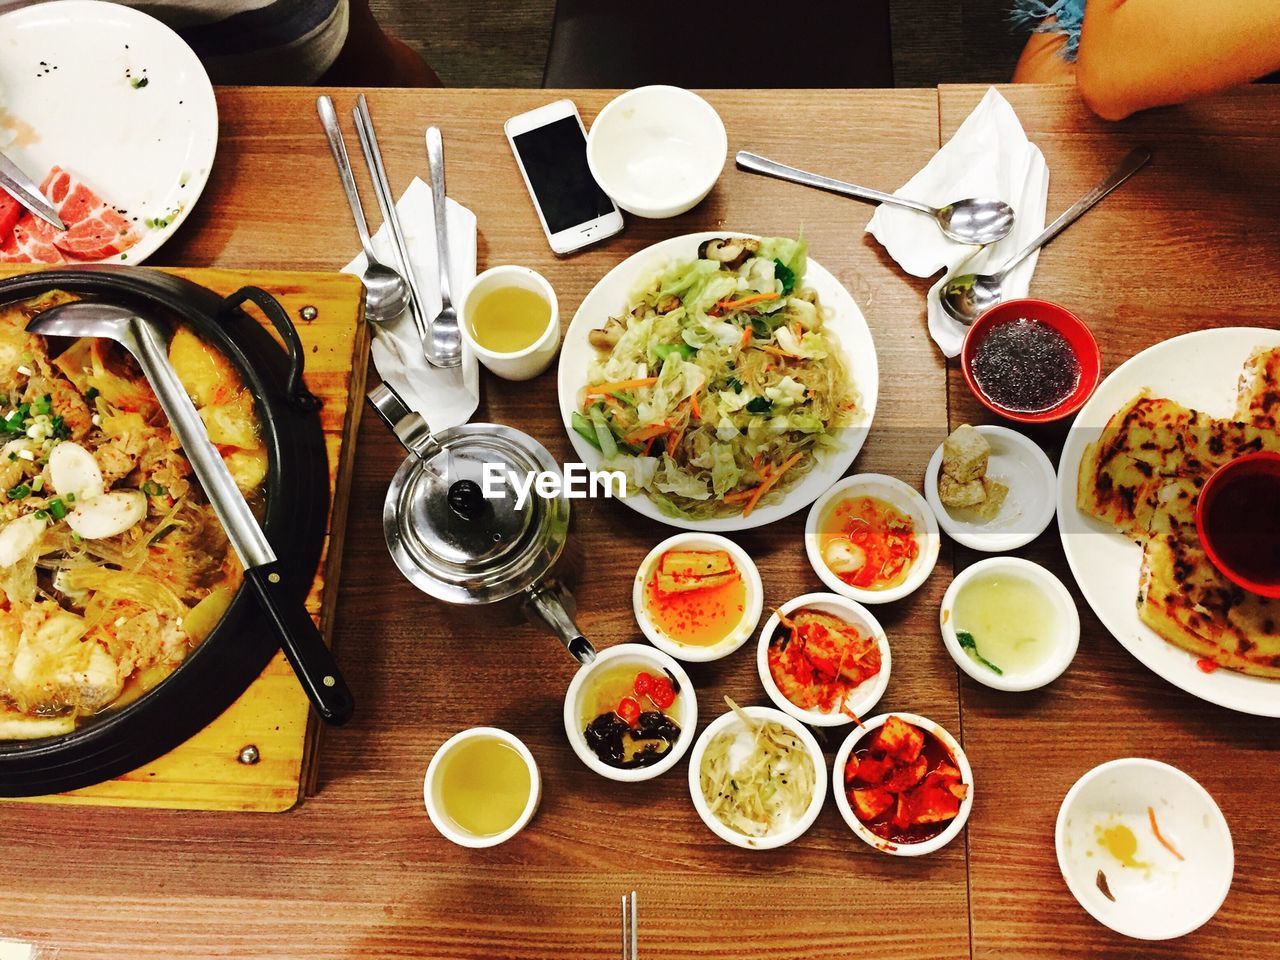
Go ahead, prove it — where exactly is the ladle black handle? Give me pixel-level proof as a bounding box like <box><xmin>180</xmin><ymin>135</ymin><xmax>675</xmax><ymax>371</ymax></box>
<box><xmin>246</xmin><ymin>563</ymin><xmax>355</xmax><ymax>725</ymax></box>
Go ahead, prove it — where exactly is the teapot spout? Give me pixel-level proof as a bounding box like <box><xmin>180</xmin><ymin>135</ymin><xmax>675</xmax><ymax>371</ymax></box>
<box><xmin>523</xmin><ymin>580</ymin><xmax>596</xmax><ymax>665</ymax></box>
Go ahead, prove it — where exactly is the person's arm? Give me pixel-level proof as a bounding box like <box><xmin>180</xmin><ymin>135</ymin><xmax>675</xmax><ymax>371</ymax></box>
<box><xmin>1076</xmin><ymin>0</ymin><xmax>1280</xmax><ymax>120</ymax></box>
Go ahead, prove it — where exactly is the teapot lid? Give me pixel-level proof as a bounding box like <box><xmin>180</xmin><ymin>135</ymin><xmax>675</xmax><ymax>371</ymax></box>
<box><xmin>383</xmin><ymin>422</ymin><xmax>570</xmax><ymax>605</ymax></box>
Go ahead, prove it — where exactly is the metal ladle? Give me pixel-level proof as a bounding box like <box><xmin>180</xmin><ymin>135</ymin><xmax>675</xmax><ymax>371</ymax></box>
<box><xmin>940</xmin><ymin>146</ymin><xmax>1152</xmax><ymax>326</ymax></box>
<box><xmin>736</xmin><ymin>150</ymin><xmax>1016</xmax><ymax>245</ymax></box>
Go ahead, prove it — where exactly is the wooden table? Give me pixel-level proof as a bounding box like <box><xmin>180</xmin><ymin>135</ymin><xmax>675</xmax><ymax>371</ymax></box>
<box><xmin>0</xmin><ymin>83</ymin><xmax>1276</xmax><ymax>960</ymax></box>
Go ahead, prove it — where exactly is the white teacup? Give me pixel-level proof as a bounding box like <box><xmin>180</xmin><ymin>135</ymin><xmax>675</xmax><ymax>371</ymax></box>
<box><xmin>459</xmin><ymin>265</ymin><xmax>560</xmax><ymax>381</ymax></box>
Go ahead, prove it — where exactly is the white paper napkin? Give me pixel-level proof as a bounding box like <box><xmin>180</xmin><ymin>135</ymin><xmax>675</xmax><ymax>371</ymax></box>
<box><xmin>343</xmin><ymin>177</ymin><xmax>480</xmax><ymax>431</ymax></box>
<box><xmin>866</xmin><ymin>87</ymin><xmax>1049</xmax><ymax>358</ymax></box>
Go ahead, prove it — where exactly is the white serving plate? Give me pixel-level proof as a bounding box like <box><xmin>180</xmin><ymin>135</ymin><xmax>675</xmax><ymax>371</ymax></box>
<box><xmin>0</xmin><ymin>0</ymin><xmax>217</xmax><ymax>264</ymax></box>
<box><xmin>558</xmin><ymin>232</ymin><xmax>878</xmax><ymax>531</ymax></box>
<box><xmin>1057</xmin><ymin>327</ymin><xmax>1280</xmax><ymax>716</ymax></box>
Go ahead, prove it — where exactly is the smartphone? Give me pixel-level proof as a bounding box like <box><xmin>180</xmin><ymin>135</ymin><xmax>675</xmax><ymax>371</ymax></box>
<box><xmin>505</xmin><ymin>100</ymin><xmax>624</xmax><ymax>255</ymax></box>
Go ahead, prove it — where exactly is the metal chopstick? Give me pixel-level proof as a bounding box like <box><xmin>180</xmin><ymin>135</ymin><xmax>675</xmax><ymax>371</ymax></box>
<box><xmin>620</xmin><ymin>891</ymin><xmax>637</xmax><ymax>960</ymax></box>
<box><xmin>350</xmin><ymin>94</ymin><xmax>435</xmax><ymax>365</ymax></box>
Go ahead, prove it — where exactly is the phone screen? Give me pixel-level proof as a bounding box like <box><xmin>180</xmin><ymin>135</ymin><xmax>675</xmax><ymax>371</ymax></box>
<box><xmin>512</xmin><ymin>116</ymin><xmax>615</xmax><ymax>234</ymax></box>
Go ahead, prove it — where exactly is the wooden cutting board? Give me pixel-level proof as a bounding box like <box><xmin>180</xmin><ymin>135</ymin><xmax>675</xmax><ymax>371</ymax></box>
<box><xmin>0</xmin><ymin>264</ymin><xmax>368</xmax><ymax>812</ymax></box>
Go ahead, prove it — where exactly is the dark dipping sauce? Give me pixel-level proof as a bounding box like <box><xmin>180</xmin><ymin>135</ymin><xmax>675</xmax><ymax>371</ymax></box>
<box><xmin>971</xmin><ymin>318</ymin><xmax>1081</xmax><ymax>414</ymax></box>
<box><xmin>1203</xmin><ymin>469</ymin><xmax>1280</xmax><ymax>587</ymax></box>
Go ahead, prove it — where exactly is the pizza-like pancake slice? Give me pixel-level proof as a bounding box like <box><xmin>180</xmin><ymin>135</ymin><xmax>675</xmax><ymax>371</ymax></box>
<box><xmin>1139</xmin><ymin>534</ymin><xmax>1280</xmax><ymax>677</ymax></box>
<box><xmin>1237</xmin><ymin>346</ymin><xmax>1280</xmax><ymax>431</ymax></box>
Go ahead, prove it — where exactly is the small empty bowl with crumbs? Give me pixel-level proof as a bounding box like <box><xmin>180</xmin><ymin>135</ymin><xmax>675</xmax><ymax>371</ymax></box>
<box><xmin>926</xmin><ymin>424</ymin><xmax>1057</xmax><ymax>552</ymax></box>
<box><xmin>1056</xmin><ymin>758</ymin><xmax>1233</xmax><ymax>940</ymax></box>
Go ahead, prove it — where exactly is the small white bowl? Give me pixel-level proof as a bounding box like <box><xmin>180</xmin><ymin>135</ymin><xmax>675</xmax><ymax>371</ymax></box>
<box><xmin>633</xmin><ymin>532</ymin><xmax>763</xmax><ymax>662</ymax></box>
<box><xmin>687</xmin><ymin>704</ymin><xmax>826</xmax><ymax>850</ymax></box>
<box><xmin>940</xmin><ymin>556</ymin><xmax>1080</xmax><ymax>692</ymax></box>
<box><xmin>586</xmin><ymin>85</ymin><xmax>727</xmax><ymax>219</ymax></box>
<box><xmin>423</xmin><ymin>727</ymin><xmax>541</xmax><ymax>848</ymax></box>
<box><xmin>756</xmin><ymin>592</ymin><xmax>890</xmax><ymax>727</ymax></box>
<box><xmin>805</xmin><ymin>474</ymin><xmax>940</xmax><ymax>605</ymax></box>
<box><xmin>563</xmin><ymin>642</ymin><xmax>697</xmax><ymax>783</ymax></box>
<box><xmin>458</xmin><ymin>264</ymin><xmax>560</xmax><ymax>381</ymax></box>
<box><xmin>1056</xmin><ymin>758</ymin><xmax>1233</xmax><ymax>940</ymax></box>
<box><xmin>925</xmin><ymin>425</ymin><xmax>1057</xmax><ymax>553</ymax></box>
<box><xmin>832</xmin><ymin>712</ymin><xmax>974</xmax><ymax>857</ymax></box>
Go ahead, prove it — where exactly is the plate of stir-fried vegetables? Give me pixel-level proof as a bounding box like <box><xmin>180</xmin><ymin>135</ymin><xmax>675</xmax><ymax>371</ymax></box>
<box><xmin>558</xmin><ymin>233</ymin><xmax>877</xmax><ymax>530</ymax></box>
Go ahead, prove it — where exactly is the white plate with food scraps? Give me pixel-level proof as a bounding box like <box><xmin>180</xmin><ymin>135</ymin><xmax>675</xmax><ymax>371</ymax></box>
<box><xmin>0</xmin><ymin>0</ymin><xmax>217</xmax><ymax>264</ymax></box>
<box><xmin>558</xmin><ymin>232</ymin><xmax>878</xmax><ymax>532</ymax></box>
<box><xmin>925</xmin><ymin>425</ymin><xmax>1056</xmax><ymax>552</ymax></box>
<box><xmin>757</xmin><ymin>592</ymin><xmax>890</xmax><ymax>726</ymax></box>
<box><xmin>1058</xmin><ymin>328</ymin><xmax>1280</xmax><ymax>717</ymax></box>
<box><xmin>1056</xmin><ymin>758</ymin><xmax>1233</xmax><ymax>940</ymax></box>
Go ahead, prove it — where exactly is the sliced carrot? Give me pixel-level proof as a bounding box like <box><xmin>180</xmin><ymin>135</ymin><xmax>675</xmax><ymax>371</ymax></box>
<box><xmin>722</xmin><ymin>488</ymin><xmax>756</xmax><ymax>504</ymax></box>
<box><xmin>717</xmin><ymin>292</ymin><xmax>780</xmax><ymax>311</ymax></box>
<box><xmin>1148</xmin><ymin>806</ymin><xmax>1185</xmax><ymax>861</ymax></box>
<box><xmin>742</xmin><ymin>452</ymin><xmax>804</xmax><ymax>517</ymax></box>
<box><xmin>642</xmin><ymin>436</ymin><xmax>656</xmax><ymax>457</ymax></box>
<box><xmin>587</xmin><ymin>377</ymin><xmax>658</xmax><ymax>397</ymax></box>
<box><xmin>740</xmin><ymin>325</ymin><xmax>751</xmax><ymax>348</ymax></box>
<box><xmin>622</xmin><ymin>422</ymin><xmax>670</xmax><ymax>443</ymax></box>
<box><xmin>689</xmin><ymin>388</ymin><xmax>702</xmax><ymax>421</ymax></box>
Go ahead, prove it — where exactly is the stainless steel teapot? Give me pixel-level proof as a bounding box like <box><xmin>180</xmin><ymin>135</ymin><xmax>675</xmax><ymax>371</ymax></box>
<box><xmin>368</xmin><ymin>383</ymin><xmax>596</xmax><ymax>664</ymax></box>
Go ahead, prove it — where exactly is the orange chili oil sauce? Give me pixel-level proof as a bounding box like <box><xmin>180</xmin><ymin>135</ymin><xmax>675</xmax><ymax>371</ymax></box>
<box><xmin>818</xmin><ymin>495</ymin><xmax>919</xmax><ymax>591</ymax></box>
<box><xmin>643</xmin><ymin>549</ymin><xmax>747</xmax><ymax>647</ymax></box>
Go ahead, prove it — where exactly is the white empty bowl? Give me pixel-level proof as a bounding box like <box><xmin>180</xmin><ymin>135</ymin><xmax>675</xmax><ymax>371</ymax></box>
<box><xmin>633</xmin><ymin>532</ymin><xmax>763</xmax><ymax>662</ymax></box>
<box><xmin>940</xmin><ymin>556</ymin><xmax>1080</xmax><ymax>692</ymax></box>
<box><xmin>924</xmin><ymin>425</ymin><xmax>1057</xmax><ymax>553</ymax></box>
<box><xmin>832</xmin><ymin>712</ymin><xmax>974</xmax><ymax>857</ymax></box>
<box><xmin>805</xmin><ymin>474</ymin><xmax>941</xmax><ymax>605</ymax></box>
<box><xmin>458</xmin><ymin>264</ymin><xmax>561</xmax><ymax>381</ymax></box>
<box><xmin>423</xmin><ymin>727</ymin><xmax>541</xmax><ymax>848</ymax></box>
<box><xmin>586</xmin><ymin>85</ymin><xmax>727</xmax><ymax>219</ymax></box>
<box><xmin>1056</xmin><ymin>758</ymin><xmax>1233</xmax><ymax>940</ymax></box>
<box><xmin>756</xmin><ymin>592</ymin><xmax>890</xmax><ymax>727</ymax></box>
<box><xmin>687</xmin><ymin>704</ymin><xmax>826</xmax><ymax>850</ymax></box>
<box><xmin>563</xmin><ymin>642</ymin><xmax>697</xmax><ymax>783</ymax></box>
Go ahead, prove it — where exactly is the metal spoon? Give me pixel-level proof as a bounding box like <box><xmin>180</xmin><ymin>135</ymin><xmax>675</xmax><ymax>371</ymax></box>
<box><xmin>736</xmin><ymin>150</ymin><xmax>1015</xmax><ymax>245</ymax></box>
<box><xmin>424</xmin><ymin>126</ymin><xmax>462</xmax><ymax>366</ymax></box>
<box><xmin>940</xmin><ymin>146</ymin><xmax>1152</xmax><ymax>325</ymax></box>
<box><xmin>316</xmin><ymin>95</ymin><xmax>409</xmax><ymax>327</ymax></box>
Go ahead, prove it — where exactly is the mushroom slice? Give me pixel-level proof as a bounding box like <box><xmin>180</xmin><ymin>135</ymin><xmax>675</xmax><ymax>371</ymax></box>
<box><xmin>0</xmin><ymin>513</ymin><xmax>46</xmax><ymax>567</ymax></box>
<box><xmin>698</xmin><ymin>237</ymin><xmax>759</xmax><ymax>270</ymax></box>
<box><xmin>66</xmin><ymin>490</ymin><xmax>147</xmax><ymax>540</ymax></box>
<box><xmin>49</xmin><ymin>441</ymin><xmax>105</xmax><ymax>502</ymax></box>
<box><xmin>587</xmin><ymin>316</ymin><xmax>625</xmax><ymax>351</ymax></box>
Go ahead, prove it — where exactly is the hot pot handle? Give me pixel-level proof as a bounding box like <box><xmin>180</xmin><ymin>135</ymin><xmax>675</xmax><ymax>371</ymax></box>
<box><xmin>523</xmin><ymin>582</ymin><xmax>597</xmax><ymax>665</ymax></box>
<box><xmin>220</xmin><ymin>286</ymin><xmax>319</xmax><ymax>412</ymax></box>
<box><xmin>367</xmin><ymin>382</ymin><xmax>441</xmax><ymax>460</ymax></box>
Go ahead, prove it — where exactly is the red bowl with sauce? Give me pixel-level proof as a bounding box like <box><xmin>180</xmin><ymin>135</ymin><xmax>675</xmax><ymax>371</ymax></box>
<box><xmin>1196</xmin><ymin>452</ymin><xmax>1280</xmax><ymax>598</ymax></box>
<box><xmin>961</xmin><ymin>299</ymin><xmax>1101</xmax><ymax>424</ymax></box>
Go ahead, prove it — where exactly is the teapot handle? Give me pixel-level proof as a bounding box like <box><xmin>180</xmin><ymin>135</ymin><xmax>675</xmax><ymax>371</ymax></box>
<box><xmin>367</xmin><ymin>382</ymin><xmax>441</xmax><ymax>461</ymax></box>
<box><xmin>523</xmin><ymin>581</ymin><xmax>597</xmax><ymax>665</ymax></box>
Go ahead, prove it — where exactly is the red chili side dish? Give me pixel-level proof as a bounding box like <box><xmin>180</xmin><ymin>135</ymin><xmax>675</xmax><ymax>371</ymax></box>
<box><xmin>844</xmin><ymin>716</ymin><xmax>968</xmax><ymax>844</ymax></box>
<box><xmin>818</xmin><ymin>495</ymin><xmax>919</xmax><ymax>591</ymax></box>
<box><xmin>767</xmin><ymin>607</ymin><xmax>881</xmax><ymax>718</ymax></box>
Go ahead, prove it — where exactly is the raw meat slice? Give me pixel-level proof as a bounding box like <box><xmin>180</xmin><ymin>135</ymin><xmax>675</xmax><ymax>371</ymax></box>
<box><xmin>39</xmin><ymin>166</ymin><xmax>140</xmax><ymax>261</ymax></box>
<box><xmin>0</xmin><ymin>190</ymin><xmax>19</xmax><ymax>242</ymax></box>
<box><xmin>0</xmin><ymin>212</ymin><xmax>65</xmax><ymax>264</ymax></box>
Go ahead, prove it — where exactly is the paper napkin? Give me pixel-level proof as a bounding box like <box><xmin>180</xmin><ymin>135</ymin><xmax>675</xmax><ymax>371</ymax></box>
<box><xmin>343</xmin><ymin>177</ymin><xmax>479</xmax><ymax>432</ymax></box>
<box><xmin>866</xmin><ymin>87</ymin><xmax>1049</xmax><ymax>358</ymax></box>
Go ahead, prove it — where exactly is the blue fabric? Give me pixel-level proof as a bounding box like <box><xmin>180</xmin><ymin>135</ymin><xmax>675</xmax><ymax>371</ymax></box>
<box><xmin>1011</xmin><ymin>0</ymin><xmax>1087</xmax><ymax>61</ymax></box>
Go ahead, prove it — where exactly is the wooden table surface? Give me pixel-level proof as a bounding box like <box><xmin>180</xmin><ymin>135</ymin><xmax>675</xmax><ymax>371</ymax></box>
<box><xmin>0</xmin><ymin>83</ymin><xmax>1276</xmax><ymax>960</ymax></box>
